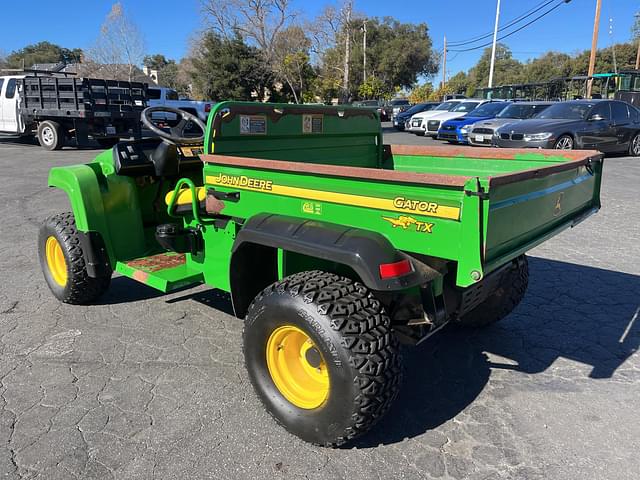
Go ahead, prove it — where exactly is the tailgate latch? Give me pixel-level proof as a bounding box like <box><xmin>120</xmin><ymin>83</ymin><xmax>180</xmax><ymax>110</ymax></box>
<box><xmin>464</xmin><ymin>187</ymin><xmax>489</xmax><ymax>200</ymax></box>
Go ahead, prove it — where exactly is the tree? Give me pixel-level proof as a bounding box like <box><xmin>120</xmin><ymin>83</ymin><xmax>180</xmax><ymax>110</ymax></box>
<box><xmin>189</xmin><ymin>32</ymin><xmax>274</xmax><ymax>101</ymax></box>
<box><xmin>318</xmin><ymin>16</ymin><xmax>438</xmax><ymax>100</ymax></box>
<box><xmin>201</xmin><ymin>0</ymin><xmax>294</xmax><ymax>64</ymax></box>
<box><xmin>447</xmin><ymin>71</ymin><xmax>470</xmax><ymax>95</ymax></box>
<box><xmin>307</xmin><ymin>2</ymin><xmax>354</xmax><ymax>102</ymax></box>
<box><xmin>465</xmin><ymin>44</ymin><xmax>522</xmax><ymax>94</ymax></box>
<box><xmin>5</xmin><ymin>42</ymin><xmax>82</xmax><ymax>69</ymax></box>
<box><xmin>272</xmin><ymin>26</ymin><xmax>315</xmax><ymax>102</ymax></box>
<box><xmin>143</xmin><ymin>54</ymin><xmax>171</xmax><ymax>71</ymax></box>
<box><xmin>408</xmin><ymin>84</ymin><xmax>433</xmax><ymax>103</ymax></box>
<box><xmin>86</xmin><ymin>2</ymin><xmax>146</xmax><ymax>81</ymax></box>
<box><xmin>358</xmin><ymin>76</ymin><xmax>389</xmax><ymax>99</ymax></box>
<box><xmin>143</xmin><ymin>54</ymin><xmax>187</xmax><ymax>92</ymax></box>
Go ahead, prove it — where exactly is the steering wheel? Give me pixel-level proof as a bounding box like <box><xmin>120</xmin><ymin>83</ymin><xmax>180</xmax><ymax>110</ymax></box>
<box><xmin>141</xmin><ymin>106</ymin><xmax>206</xmax><ymax>145</ymax></box>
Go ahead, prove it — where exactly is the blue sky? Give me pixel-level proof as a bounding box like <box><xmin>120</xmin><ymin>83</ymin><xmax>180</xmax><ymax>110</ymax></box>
<box><xmin>0</xmin><ymin>0</ymin><xmax>636</xmax><ymax>80</ymax></box>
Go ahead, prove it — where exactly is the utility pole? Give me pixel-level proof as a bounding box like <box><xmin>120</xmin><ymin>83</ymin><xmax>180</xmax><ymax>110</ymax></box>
<box><xmin>488</xmin><ymin>0</ymin><xmax>501</xmax><ymax>89</ymax></box>
<box><xmin>586</xmin><ymin>0</ymin><xmax>602</xmax><ymax>98</ymax></box>
<box><xmin>342</xmin><ymin>0</ymin><xmax>352</xmax><ymax>102</ymax></box>
<box><xmin>635</xmin><ymin>13</ymin><xmax>640</xmax><ymax>69</ymax></box>
<box><xmin>362</xmin><ymin>20</ymin><xmax>367</xmax><ymax>83</ymax></box>
<box><xmin>442</xmin><ymin>35</ymin><xmax>447</xmax><ymax>89</ymax></box>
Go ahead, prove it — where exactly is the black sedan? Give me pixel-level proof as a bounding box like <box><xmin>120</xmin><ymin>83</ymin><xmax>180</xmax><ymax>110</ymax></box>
<box><xmin>493</xmin><ymin>100</ymin><xmax>640</xmax><ymax>155</ymax></box>
<box><xmin>392</xmin><ymin>102</ymin><xmax>440</xmax><ymax>130</ymax></box>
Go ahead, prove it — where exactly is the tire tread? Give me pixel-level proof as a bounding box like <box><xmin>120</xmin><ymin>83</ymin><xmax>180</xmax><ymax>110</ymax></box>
<box><xmin>245</xmin><ymin>270</ymin><xmax>401</xmax><ymax>447</ymax></box>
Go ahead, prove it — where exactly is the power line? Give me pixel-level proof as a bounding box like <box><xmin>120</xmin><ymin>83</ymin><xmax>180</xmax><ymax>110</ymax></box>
<box><xmin>447</xmin><ymin>0</ymin><xmax>557</xmax><ymax>47</ymax></box>
<box><xmin>449</xmin><ymin>1</ymin><xmax>570</xmax><ymax>52</ymax></box>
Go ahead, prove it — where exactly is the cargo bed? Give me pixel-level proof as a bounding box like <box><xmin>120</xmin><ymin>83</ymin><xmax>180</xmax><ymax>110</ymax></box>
<box><xmin>201</xmin><ymin>142</ymin><xmax>602</xmax><ymax>288</ymax></box>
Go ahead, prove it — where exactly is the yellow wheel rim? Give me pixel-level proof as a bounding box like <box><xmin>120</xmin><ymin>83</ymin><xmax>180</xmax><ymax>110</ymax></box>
<box><xmin>266</xmin><ymin>325</ymin><xmax>330</xmax><ymax>409</ymax></box>
<box><xmin>45</xmin><ymin>236</ymin><xmax>67</xmax><ymax>287</ymax></box>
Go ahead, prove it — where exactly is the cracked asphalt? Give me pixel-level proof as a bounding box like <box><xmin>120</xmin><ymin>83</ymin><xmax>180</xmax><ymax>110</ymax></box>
<box><xmin>0</xmin><ymin>129</ymin><xmax>639</xmax><ymax>479</ymax></box>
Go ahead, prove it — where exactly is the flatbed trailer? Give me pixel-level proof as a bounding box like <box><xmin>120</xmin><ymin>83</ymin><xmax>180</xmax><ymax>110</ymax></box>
<box><xmin>0</xmin><ymin>72</ymin><xmax>146</xmax><ymax>150</ymax></box>
<box><xmin>38</xmin><ymin>102</ymin><xmax>603</xmax><ymax>446</ymax></box>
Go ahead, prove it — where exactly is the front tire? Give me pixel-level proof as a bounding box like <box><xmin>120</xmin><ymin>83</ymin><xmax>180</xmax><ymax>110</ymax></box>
<box><xmin>554</xmin><ymin>134</ymin><xmax>574</xmax><ymax>150</ymax></box>
<box><xmin>628</xmin><ymin>132</ymin><xmax>640</xmax><ymax>156</ymax></box>
<box><xmin>456</xmin><ymin>256</ymin><xmax>529</xmax><ymax>328</ymax></box>
<box><xmin>243</xmin><ymin>271</ymin><xmax>401</xmax><ymax>446</ymax></box>
<box><xmin>38</xmin><ymin>213</ymin><xmax>111</xmax><ymax>304</ymax></box>
<box><xmin>37</xmin><ymin>121</ymin><xmax>64</xmax><ymax>150</ymax></box>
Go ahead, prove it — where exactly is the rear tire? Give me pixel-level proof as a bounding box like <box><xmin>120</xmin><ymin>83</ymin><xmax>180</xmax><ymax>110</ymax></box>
<box><xmin>37</xmin><ymin>121</ymin><xmax>64</xmax><ymax>150</ymax></box>
<box><xmin>243</xmin><ymin>270</ymin><xmax>401</xmax><ymax>446</ymax></box>
<box><xmin>38</xmin><ymin>212</ymin><xmax>111</xmax><ymax>304</ymax></box>
<box><xmin>456</xmin><ymin>256</ymin><xmax>529</xmax><ymax>328</ymax></box>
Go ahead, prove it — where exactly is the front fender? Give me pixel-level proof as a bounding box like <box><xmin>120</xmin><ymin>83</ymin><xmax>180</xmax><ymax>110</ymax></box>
<box><xmin>48</xmin><ymin>165</ymin><xmax>109</xmax><ymax>233</ymax></box>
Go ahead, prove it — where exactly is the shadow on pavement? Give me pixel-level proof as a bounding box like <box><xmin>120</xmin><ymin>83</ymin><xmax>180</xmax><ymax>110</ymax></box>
<box><xmin>97</xmin><ymin>276</ymin><xmax>167</xmax><ymax>304</ymax></box>
<box><xmin>166</xmin><ymin>288</ymin><xmax>235</xmax><ymax>316</ymax></box>
<box><xmin>353</xmin><ymin>256</ymin><xmax>640</xmax><ymax>447</ymax></box>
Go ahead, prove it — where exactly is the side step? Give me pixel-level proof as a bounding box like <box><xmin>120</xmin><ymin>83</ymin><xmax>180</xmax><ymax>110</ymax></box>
<box><xmin>115</xmin><ymin>252</ymin><xmax>204</xmax><ymax>293</ymax></box>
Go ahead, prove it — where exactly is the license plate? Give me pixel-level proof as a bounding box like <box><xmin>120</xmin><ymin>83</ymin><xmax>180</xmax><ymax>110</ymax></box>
<box><xmin>412</xmin><ymin>121</ymin><xmax>419</xmax><ymax>126</ymax></box>
<box><xmin>106</xmin><ymin>126</ymin><xmax>116</xmax><ymax>135</ymax></box>
<box><xmin>474</xmin><ymin>134</ymin><xmax>484</xmax><ymax>142</ymax></box>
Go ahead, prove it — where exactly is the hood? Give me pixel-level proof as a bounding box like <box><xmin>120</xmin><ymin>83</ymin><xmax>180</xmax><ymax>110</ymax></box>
<box><xmin>426</xmin><ymin>111</ymin><xmax>472</xmax><ymax>122</ymax></box>
<box><xmin>471</xmin><ymin>118</ymin><xmax>524</xmax><ymax>130</ymax></box>
<box><xmin>411</xmin><ymin>109</ymin><xmax>449</xmax><ymax>120</ymax></box>
<box><xmin>441</xmin><ymin>115</ymin><xmax>492</xmax><ymax>127</ymax></box>
<box><xmin>398</xmin><ymin>110</ymin><xmax>425</xmax><ymax>121</ymax></box>
<box><xmin>497</xmin><ymin>118</ymin><xmax>584</xmax><ymax>134</ymax></box>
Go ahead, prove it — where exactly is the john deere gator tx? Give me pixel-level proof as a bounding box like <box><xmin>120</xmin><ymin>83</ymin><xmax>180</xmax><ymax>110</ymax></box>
<box><xmin>38</xmin><ymin>103</ymin><xmax>603</xmax><ymax>446</ymax></box>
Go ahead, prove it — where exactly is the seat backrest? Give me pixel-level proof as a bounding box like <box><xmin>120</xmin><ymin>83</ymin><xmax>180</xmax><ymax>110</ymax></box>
<box><xmin>204</xmin><ymin>102</ymin><xmax>383</xmax><ymax>168</ymax></box>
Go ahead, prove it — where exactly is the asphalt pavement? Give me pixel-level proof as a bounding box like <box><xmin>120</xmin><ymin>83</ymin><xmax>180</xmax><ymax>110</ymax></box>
<box><xmin>0</xmin><ymin>127</ymin><xmax>638</xmax><ymax>479</ymax></box>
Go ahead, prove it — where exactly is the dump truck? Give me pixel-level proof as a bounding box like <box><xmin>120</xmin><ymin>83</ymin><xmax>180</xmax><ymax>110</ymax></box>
<box><xmin>37</xmin><ymin>102</ymin><xmax>603</xmax><ymax>446</ymax></box>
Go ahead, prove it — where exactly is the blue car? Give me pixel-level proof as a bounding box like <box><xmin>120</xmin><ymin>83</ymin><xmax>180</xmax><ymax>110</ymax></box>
<box><xmin>437</xmin><ymin>101</ymin><xmax>509</xmax><ymax>143</ymax></box>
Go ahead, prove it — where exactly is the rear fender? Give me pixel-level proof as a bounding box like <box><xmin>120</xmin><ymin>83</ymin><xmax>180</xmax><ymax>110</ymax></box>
<box><xmin>229</xmin><ymin>213</ymin><xmax>435</xmax><ymax>318</ymax></box>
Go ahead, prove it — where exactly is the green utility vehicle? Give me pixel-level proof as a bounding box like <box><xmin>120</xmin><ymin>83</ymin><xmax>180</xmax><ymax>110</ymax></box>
<box><xmin>38</xmin><ymin>102</ymin><xmax>603</xmax><ymax>446</ymax></box>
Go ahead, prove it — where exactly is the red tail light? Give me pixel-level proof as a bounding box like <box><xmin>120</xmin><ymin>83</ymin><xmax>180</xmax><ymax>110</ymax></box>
<box><xmin>379</xmin><ymin>259</ymin><xmax>412</xmax><ymax>279</ymax></box>
<box><xmin>205</xmin><ymin>103</ymin><xmax>211</xmax><ymax>112</ymax></box>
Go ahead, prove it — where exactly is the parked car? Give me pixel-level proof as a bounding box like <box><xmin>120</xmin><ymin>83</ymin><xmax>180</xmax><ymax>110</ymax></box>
<box><xmin>393</xmin><ymin>102</ymin><xmax>439</xmax><ymax>130</ymax></box>
<box><xmin>406</xmin><ymin>100</ymin><xmax>464</xmax><ymax>135</ymax></box>
<box><xmin>443</xmin><ymin>94</ymin><xmax>467</xmax><ymax>100</ymax></box>
<box><xmin>352</xmin><ymin>99</ymin><xmax>384</xmax><ymax>119</ymax></box>
<box><xmin>423</xmin><ymin>100</ymin><xmax>487</xmax><ymax>137</ymax></box>
<box><xmin>381</xmin><ymin>98</ymin><xmax>410</xmax><ymax>121</ymax></box>
<box><xmin>468</xmin><ymin>101</ymin><xmax>553</xmax><ymax>146</ymax></box>
<box><xmin>437</xmin><ymin>101</ymin><xmax>509</xmax><ymax>144</ymax></box>
<box><xmin>0</xmin><ymin>74</ymin><xmax>146</xmax><ymax>150</ymax></box>
<box><xmin>494</xmin><ymin>99</ymin><xmax>640</xmax><ymax>154</ymax></box>
<box><xmin>147</xmin><ymin>86</ymin><xmax>212</xmax><ymax>124</ymax></box>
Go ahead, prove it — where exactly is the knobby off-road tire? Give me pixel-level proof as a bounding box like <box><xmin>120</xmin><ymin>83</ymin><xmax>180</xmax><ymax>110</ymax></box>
<box><xmin>243</xmin><ymin>270</ymin><xmax>401</xmax><ymax>447</ymax></box>
<box><xmin>457</xmin><ymin>256</ymin><xmax>529</xmax><ymax>328</ymax></box>
<box><xmin>38</xmin><ymin>212</ymin><xmax>111</xmax><ymax>304</ymax></box>
<box><xmin>37</xmin><ymin>120</ymin><xmax>64</xmax><ymax>151</ymax></box>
